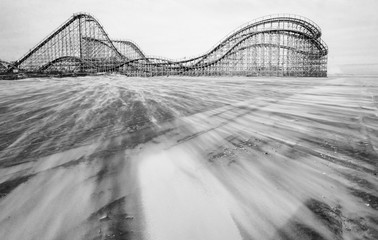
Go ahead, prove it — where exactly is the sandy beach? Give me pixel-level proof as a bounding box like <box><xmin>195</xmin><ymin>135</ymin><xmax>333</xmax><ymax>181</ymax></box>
<box><xmin>0</xmin><ymin>75</ymin><xmax>377</xmax><ymax>240</ymax></box>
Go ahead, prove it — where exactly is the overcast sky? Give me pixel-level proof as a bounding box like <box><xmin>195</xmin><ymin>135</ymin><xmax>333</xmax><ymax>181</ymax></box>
<box><xmin>1</xmin><ymin>0</ymin><xmax>377</xmax><ymax>74</ymax></box>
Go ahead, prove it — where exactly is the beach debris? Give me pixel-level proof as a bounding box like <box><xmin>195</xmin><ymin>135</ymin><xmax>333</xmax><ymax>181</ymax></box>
<box><xmin>99</xmin><ymin>214</ymin><xmax>110</xmax><ymax>221</ymax></box>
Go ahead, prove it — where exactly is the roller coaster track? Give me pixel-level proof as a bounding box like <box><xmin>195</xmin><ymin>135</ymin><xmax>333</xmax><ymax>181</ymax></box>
<box><xmin>9</xmin><ymin>13</ymin><xmax>328</xmax><ymax>77</ymax></box>
<box><xmin>0</xmin><ymin>60</ymin><xmax>10</xmax><ymax>73</ymax></box>
<box><xmin>111</xmin><ymin>40</ymin><xmax>146</xmax><ymax>60</ymax></box>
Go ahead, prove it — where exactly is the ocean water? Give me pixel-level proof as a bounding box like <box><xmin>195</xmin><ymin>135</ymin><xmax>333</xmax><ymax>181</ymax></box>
<box><xmin>0</xmin><ymin>75</ymin><xmax>377</xmax><ymax>240</ymax></box>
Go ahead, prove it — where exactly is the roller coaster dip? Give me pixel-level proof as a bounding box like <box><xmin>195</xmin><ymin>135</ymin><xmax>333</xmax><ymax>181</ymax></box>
<box><xmin>6</xmin><ymin>13</ymin><xmax>328</xmax><ymax>77</ymax></box>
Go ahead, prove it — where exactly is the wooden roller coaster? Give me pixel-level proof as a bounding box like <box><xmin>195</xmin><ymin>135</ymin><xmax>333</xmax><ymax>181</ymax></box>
<box><xmin>3</xmin><ymin>13</ymin><xmax>328</xmax><ymax>77</ymax></box>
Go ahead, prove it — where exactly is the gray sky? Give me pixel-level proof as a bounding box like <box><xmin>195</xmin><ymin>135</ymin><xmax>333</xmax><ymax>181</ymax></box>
<box><xmin>1</xmin><ymin>0</ymin><xmax>377</xmax><ymax>74</ymax></box>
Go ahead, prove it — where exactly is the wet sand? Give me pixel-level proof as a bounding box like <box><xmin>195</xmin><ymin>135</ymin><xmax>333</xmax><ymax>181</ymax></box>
<box><xmin>0</xmin><ymin>76</ymin><xmax>377</xmax><ymax>240</ymax></box>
